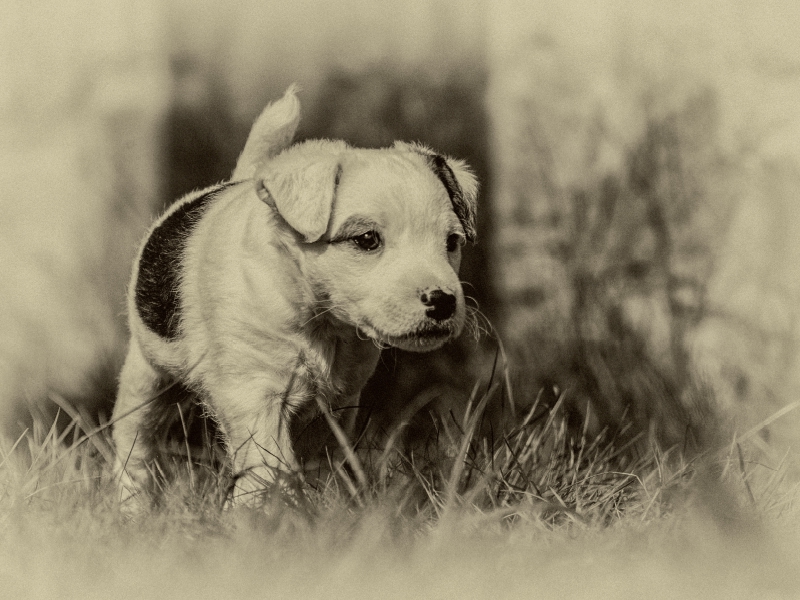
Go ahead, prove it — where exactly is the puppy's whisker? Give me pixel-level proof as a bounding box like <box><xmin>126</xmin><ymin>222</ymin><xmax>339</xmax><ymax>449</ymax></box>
<box><xmin>463</xmin><ymin>295</ymin><xmax>481</xmax><ymax>318</ymax></box>
<box><xmin>460</xmin><ymin>279</ymin><xmax>478</xmax><ymax>293</ymax></box>
<box><xmin>354</xmin><ymin>323</ymin><xmax>369</xmax><ymax>342</ymax></box>
<box><xmin>300</xmin><ymin>304</ymin><xmax>338</xmax><ymax>328</ymax></box>
<box><xmin>462</xmin><ymin>301</ymin><xmax>494</xmax><ymax>341</ymax></box>
<box><xmin>352</xmin><ymin>318</ymin><xmax>390</xmax><ymax>349</ymax></box>
<box><xmin>474</xmin><ymin>312</ymin><xmax>494</xmax><ymax>339</ymax></box>
<box><xmin>465</xmin><ymin>312</ymin><xmax>482</xmax><ymax>341</ymax></box>
<box><xmin>463</xmin><ymin>295</ymin><xmax>491</xmax><ymax>337</ymax></box>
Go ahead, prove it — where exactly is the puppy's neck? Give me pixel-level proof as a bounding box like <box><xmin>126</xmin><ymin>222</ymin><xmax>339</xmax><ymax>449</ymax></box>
<box><xmin>303</xmin><ymin>302</ymin><xmax>362</xmax><ymax>345</ymax></box>
<box><xmin>302</xmin><ymin>309</ymin><xmax>381</xmax><ymax>401</ymax></box>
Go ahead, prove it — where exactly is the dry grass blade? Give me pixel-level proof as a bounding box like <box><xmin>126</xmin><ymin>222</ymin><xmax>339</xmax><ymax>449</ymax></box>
<box><xmin>0</xmin><ymin>429</ymin><xmax>29</xmax><ymax>471</ymax></box>
<box><xmin>441</xmin><ymin>381</ymin><xmax>495</xmax><ymax>510</ymax></box>
<box><xmin>737</xmin><ymin>401</ymin><xmax>800</xmax><ymax>443</ymax></box>
<box><xmin>315</xmin><ymin>395</ymin><xmax>368</xmax><ymax>500</ymax></box>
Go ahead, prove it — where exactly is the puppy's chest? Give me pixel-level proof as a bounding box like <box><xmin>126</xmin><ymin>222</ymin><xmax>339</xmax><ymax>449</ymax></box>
<box><xmin>302</xmin><ymin>332</ymin><xmax>380</xmax><ymax>401</ymax></box>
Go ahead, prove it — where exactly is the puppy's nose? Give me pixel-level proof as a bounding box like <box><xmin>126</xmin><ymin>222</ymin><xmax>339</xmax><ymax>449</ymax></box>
<box><xmin>420</xmin><ymin>289</ymin><xmax>457</xmax><ymax>321</ymax></box>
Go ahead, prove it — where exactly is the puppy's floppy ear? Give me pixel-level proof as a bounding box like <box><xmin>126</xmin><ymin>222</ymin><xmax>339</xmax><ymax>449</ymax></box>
<box><xmin>256</xmin><ymin>147</ymin><xmax>342</xmax><ymax>243</ymax></box>
<box><xmin>397</xmin><ymin>142</ymin><xmax>479</xmax><ymax>243</ymax></box>
<box><xmin>429</xmin><ymin>154</ymin><xmax>479</xmax><ymax>243</ymax></box>
<box><xmin>233</xmin><ymin>85</ymin><xmax>301</xmax><ymax>181</ymax></box>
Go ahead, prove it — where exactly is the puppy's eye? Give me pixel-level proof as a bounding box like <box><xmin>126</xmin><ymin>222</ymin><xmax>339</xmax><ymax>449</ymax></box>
<box><xmin>446</xmin><ymin>233</ymin><xmax>464</xmax><ymax>253</ymax></box>
<box><xmin>351</xmin><ymin>230</ymin><xmax>382</xmax><ymax>252</ymax></box>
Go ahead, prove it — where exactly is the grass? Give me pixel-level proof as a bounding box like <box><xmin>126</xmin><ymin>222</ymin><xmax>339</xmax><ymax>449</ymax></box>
<box><xmin>3</xmin><ymin>72</ymin><xmax>796</xmax><ymax>596</ymax></box>
<box><xmin>1</xmin><ymin>368</ymin><xmax>799</xmax><ymax>600</ymax></box>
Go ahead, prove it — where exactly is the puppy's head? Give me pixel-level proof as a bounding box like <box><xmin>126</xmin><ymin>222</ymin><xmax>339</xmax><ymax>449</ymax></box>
<box><xmin>236</xmin><ymin>88</ymin><xmax>478</xmax><ymax>351</ymax></box>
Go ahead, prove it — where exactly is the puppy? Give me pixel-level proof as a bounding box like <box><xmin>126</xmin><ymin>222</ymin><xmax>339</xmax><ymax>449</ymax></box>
<box><xmin>112</xmin><ymin>86</ymin><xmax>478</xmax><ymax>506</ymax></box>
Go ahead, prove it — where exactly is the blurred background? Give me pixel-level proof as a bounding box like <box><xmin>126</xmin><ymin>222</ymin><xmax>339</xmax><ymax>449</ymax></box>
<box><xmin>2</xmin><ymin>0</ymin><xmax>800</xmax><ymax>457</ymax></box>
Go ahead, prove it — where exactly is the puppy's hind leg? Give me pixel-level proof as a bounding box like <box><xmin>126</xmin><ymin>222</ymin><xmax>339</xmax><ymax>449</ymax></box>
<box><xmin>112</xmin><ymin>338</ymin><xmax>170</xmax><ymax>511</ymax></box>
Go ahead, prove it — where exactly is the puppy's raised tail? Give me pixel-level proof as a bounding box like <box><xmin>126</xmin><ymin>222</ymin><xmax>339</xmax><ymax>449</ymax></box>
<box><xmin>232</xmin><ymin>85</ymin><xmax>301</xmax><ymax>181</ymax></box>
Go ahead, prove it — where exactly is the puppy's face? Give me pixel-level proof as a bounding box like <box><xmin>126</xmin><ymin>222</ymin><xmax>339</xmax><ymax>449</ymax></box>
<box><xmin>258</xmin><ymin>141</ymin><xmax>477</xmax><ymax>352</ymax></box>
<box><xmin>313</xmin><ymin>150</ymin><xmax>467</xmax><ymax>351</ymax></box>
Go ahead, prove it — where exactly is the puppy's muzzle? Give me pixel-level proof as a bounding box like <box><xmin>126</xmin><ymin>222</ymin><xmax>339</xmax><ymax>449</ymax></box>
<box><xmin>420</xmin><ymin>288</ymin><xmax>457</xmax><ymax>322</ymax></box>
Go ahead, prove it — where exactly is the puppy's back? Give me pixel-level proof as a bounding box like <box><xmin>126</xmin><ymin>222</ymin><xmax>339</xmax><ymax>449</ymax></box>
<box><xmin>133</xmin><ymin>182</ymin><xmax>235</xmax><ymax>342</ymax></box>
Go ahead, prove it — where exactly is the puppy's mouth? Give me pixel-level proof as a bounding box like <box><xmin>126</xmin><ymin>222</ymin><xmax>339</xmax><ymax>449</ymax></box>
<box><xmin>359</xmin><ymin>320</ymin><xmax>460</xmax><ymax>352</ymax></box>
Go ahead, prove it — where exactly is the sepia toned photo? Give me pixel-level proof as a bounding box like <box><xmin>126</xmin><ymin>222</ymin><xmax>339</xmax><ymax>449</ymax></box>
<box><xmin>2</xmin><ymin>1</ymin><xmax>799</xmax><ymax>597</ymax></box>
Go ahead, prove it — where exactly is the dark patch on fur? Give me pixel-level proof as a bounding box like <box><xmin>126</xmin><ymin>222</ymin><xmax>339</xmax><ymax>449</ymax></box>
<box><xmin>426</xmin><ymin>154</ymin><xmax>477</xmax><ymax>243</ymax></box>
<box><xmin>135</xmin><ymin>184</ymin><xmax>233</xmax><ymax>340</ymax></box>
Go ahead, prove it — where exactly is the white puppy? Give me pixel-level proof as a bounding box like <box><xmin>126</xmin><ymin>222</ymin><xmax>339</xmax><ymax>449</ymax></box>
<box><xmin>112</xmin><ymin>86</ymin><xmax>478</xmax><ymax>506</ymax></box>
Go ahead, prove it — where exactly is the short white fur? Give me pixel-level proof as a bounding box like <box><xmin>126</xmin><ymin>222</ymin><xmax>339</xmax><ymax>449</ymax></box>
<box><xmin>112</xmin><ymin>86</ymin><xmax>478</xmax><ymax>507</ymax></box>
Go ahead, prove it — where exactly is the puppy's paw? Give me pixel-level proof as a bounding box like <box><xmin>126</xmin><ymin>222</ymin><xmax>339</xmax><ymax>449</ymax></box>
<box><xmin>116</xmin><ymin>482</ymin><xmax>149</xmax><ymax>519</ymax></box>
<box><xmin>225</xmin><ymin>468</ymin><xmax>307</xmax><ymax>511</ymax></box>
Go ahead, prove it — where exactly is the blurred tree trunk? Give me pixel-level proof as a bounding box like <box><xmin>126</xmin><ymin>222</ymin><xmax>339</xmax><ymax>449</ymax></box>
<box><xmin>0</xmin><ymin>0</ymin><xmax>169</xmax><ymax>430</ymax></box>
<box><xmin>486</xmin><ymin>0</ymin><xmax>800</xmax><ymax>444</ymax></box>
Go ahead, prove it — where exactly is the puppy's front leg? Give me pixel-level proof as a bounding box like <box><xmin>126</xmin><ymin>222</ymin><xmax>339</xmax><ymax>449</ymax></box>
<box><xmin>208</xmin><ymin>380</ymin><xmax>299</xmax><ymax>506</ymax></box>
